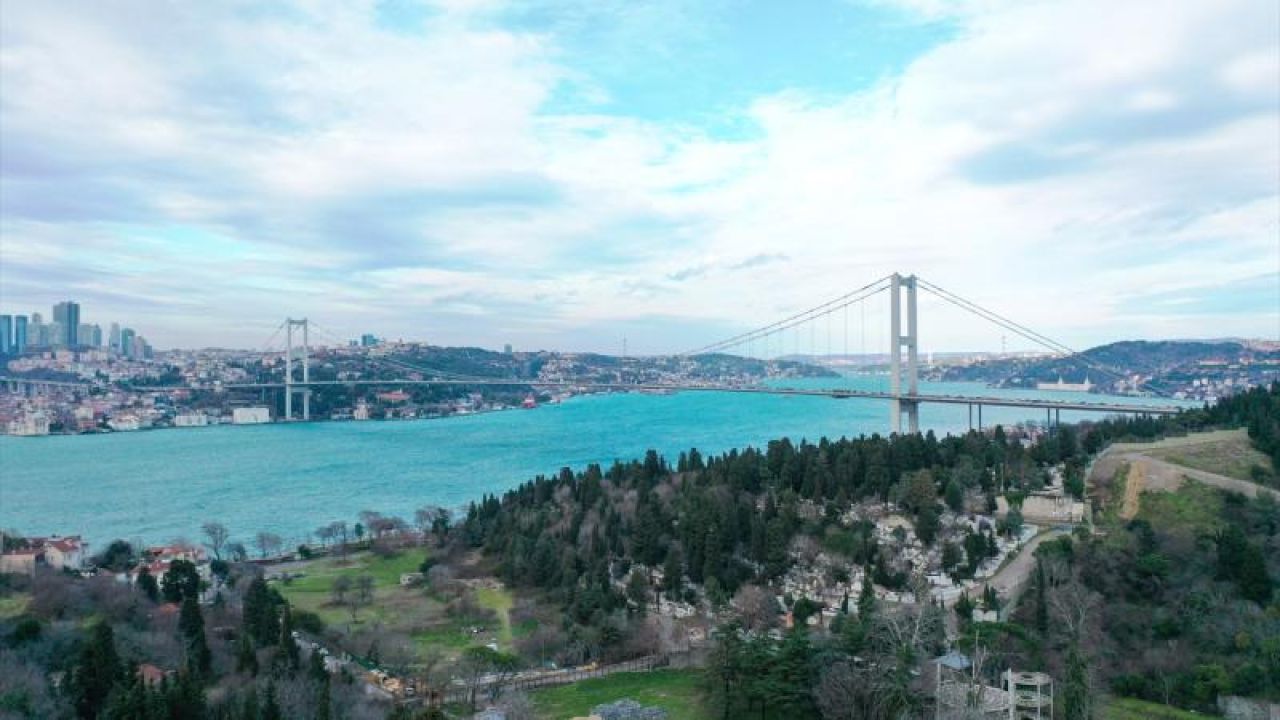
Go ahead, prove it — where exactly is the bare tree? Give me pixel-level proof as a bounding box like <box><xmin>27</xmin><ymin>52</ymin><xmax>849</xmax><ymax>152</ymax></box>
<box><xmin>345</xmin><ymin>574</ymin><xmax>375</xmax><ymax>623</ymax></box>
<box><xmin>315</xmin><ymin>525</ymin><xmax>334</xmax><ymax>549</ymax></box>
<box><xmin>201</xmin><ymin>522</ymin><xmax>229</xmax><ymax>561</ymax></box>
<box><xmin>414</xmin><ymin>506</ymin><xmax>441</xmax><ymax>545</ymax></box>
<box><xmin>254</xmin><ymin>532</ymin><xmax>282</xmax><ymax>560</ymax></box>
<box><xmin>330</xmin><ymin>576</ymin><xmax>353</xmax><ymax>608</ymax></box>
<box><xmin>497</xmin><ymin>691</ymin><xmax>535</xmax><ymax>720</ymax></box>
<box><xmin>1048</xmin><ymin>578</ymin><xmax>1100</xmax><ymax>643</ymax></box>
<box><xmin>732</xmin><ymin>584</ymin><xmax>778</xmax><ymax>631</ymax></box>
<box><xmin>814</xmin><ymin>660</ymin><xmax>861</xmax><ymax>720</ymax></box>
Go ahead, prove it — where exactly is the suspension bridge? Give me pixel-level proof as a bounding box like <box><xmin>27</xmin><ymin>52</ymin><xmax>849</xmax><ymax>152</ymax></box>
<box><xmin>2</xmin><ymin>272</ymin><xmax>1185</xmax><ymax>432</ymax></box>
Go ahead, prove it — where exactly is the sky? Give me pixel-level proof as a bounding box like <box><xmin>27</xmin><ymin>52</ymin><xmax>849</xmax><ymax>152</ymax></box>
<box><xmin>1</xmin><ymin>0</ymin><xmax>1277</xmax><ymax>354</ymax></box>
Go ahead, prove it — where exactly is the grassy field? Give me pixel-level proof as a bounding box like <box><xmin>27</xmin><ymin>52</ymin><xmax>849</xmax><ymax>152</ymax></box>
<box><xmin>0</xmin><ymin>593</ymin><xmax>30</xmax><ymax>620</ymax></box>
<box><xmin>532</xmin><ymin>669</ymin><xmax>709</xmax><ymax>720</ymax></box>
<box><xmin>274</xmin><ymin>551</ymin><xmax>426</xmax><ymax>626</ymax></box>
<box><xmin>1141</xmin><ymin>429</ymin><xmax>1274</xmax><ymax>482</ymax></box>
<box><xmin>475</xmin><ymin>586</ymin><xmax>515</xmax><ymax>647</ymax></box>
<box><xmin>1137</xmin><ymin>480</ymin><xmax>1224</xmax><ymax>533</ymax></box>
<box><xmin>1104</xmin><ymin>697</ymin><xmax>1207</xmax><ymax>720</ymax></box>
<box><xmin>271</xmin><ymin>550</ymin><xmax>517</xmax><ymax>660</ymax></box>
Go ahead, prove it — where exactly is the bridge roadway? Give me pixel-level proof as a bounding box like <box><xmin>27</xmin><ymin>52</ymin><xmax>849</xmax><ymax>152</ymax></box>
<box><xmin>118</xmin><ymin>378</ymin><xmax>1181</xmax><ymax>415</ymax></box>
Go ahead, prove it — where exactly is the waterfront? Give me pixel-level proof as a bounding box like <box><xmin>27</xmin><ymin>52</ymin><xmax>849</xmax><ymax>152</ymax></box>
<box><xmin>0</xmin><ymin>376</ymin><xmax>1183</xmax><ymax>547</ymax></box>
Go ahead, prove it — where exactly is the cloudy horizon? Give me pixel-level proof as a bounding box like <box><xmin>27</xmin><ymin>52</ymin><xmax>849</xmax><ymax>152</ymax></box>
<box><xmin>1</xmin><ymin>0</ymin><xmax>1277</xmax><ymax>354</ymax></box>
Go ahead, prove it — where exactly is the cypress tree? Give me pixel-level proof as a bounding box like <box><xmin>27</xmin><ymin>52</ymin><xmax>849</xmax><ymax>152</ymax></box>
<box><xmin>261</xmin><ymin>682</ymin><xmax>282</xmax><ymax>720</ymax></box>
<box><xmin>236</xmin><ymin>632</ymin><xmax>259</xmax><ymax>676</ymax></box>
<box><xmin>1034</xmin><ymin>558</ymin><xmax>1049</xmax><ymax>634</ymax></box>
<box><xmin>179</xmin><ymin>594</ymin><xmax>212</xmax><ymax>678</ymax></box>
<box><xmin>136</xmin><ymin>566</ymin><xmax>160</xmax><ymax>603</ymax></box>
<box><xmin>279</xmin><ymin>605</ymin><xmax>300</xmax><ymax>671</ymax></box>
<box><xmin>73</xmin><ymin>621</ymin><xmax>121</xmax><ymax>719</ymax></box>
<box><xmin>1063</xmin><ymin>644</ymin><xmax>1093</xmax><ymax>719</ymax></box>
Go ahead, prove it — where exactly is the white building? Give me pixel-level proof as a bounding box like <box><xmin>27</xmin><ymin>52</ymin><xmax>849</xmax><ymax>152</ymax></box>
<box><xmin>7</xmin><ymin>412</ymin><xmax>50</xmax><ymax>436</ymax></box>
<box><xmin>173</xmin><ymin>413</ymin><xmax>209</xmax><ymax>427</ymax></box>
<box><xmin>232</xmin><ymin>407</ymin><xmax>271</xmax><ymax>424</ymax></box>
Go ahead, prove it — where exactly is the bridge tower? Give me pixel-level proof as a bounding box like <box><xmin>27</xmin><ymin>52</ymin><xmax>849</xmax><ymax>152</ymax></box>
<box><xmin>284</xmin><ymin>318</ymin><xmax>310</xmax><ymax>421</ymax></box>
<box><xmin>889</xmin><ymin>273</ymin><xmax>920</xmax><ymax>435</ymax></box>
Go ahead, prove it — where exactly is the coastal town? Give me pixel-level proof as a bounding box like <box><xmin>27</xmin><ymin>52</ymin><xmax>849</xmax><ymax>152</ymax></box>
<box><xmin>3</xmin><ymin>303</ymin><xmax>1272</xmax><ymax>437</ymax></box>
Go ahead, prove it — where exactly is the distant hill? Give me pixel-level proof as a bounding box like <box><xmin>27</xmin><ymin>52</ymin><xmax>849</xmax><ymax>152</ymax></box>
<box><xmin>931</xmin><ymin>339</ymin><xmax>1280</xmax><ymax>397</ymax></box>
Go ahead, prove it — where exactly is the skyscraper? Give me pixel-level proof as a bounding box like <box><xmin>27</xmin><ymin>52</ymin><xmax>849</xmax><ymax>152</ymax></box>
<box><xmin>13</xmin><ymin>316</ymin><xmax>27</xmax><ymax>353</ymax></box>
<box><xmin>120</xmin><ymin>328</ymin><xmax>136</xmax><ymax>359</ymax></box>
<box><xmin>53</xmin><ymin>301</ymin><xmax>80</xmax><ymax>346</ymax></box>
<box><xmin>109</xmin><ymin>323</ymin><xmax>121</xmax><ymax>352</ymax></box>
<box><xmin>0</xmin><ymin>315</ymin><xmax>11</xmax><ymax>354</ymax></box>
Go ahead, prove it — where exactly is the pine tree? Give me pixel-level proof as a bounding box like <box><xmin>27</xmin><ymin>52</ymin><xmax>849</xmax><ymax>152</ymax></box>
<box><xmin>1238</xmin><ymin>544</ymin><xmax>1273</xmax><ymax>605</ymax></box>
<box><xmin>242</xmin><ymin>577</ymin><xmax>280</xmax><ymax>647</ymax></box>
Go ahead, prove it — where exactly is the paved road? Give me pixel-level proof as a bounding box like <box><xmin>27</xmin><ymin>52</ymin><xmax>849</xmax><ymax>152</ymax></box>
<box><xmin>964</xmin><ymin>528</ymin><xmax>1070</xmax><ymax>604</ymax></box>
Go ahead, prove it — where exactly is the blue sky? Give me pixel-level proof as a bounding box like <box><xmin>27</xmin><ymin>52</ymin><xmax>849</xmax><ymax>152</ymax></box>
<box><xmin>0</xmin><ymin>0</ymin><xmax>1276</xmax><ymax>352</ymax></box>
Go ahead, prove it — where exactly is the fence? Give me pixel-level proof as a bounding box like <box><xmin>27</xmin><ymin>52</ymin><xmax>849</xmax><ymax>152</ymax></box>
<box><xmin>437</xmin><ymin>653</ymin><xmax>672</xmax><ymax>706</ymax></box>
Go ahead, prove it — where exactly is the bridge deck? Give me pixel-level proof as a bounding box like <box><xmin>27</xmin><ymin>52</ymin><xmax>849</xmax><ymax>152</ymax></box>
<box><xmin>108</xmin><ymin>378</ymin><xmax>1182</xmax><ymax>415</ymax></box>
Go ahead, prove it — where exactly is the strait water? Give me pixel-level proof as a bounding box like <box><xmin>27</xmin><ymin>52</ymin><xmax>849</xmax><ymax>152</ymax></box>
<box><xmin>0</xmin><ymin>376</ymin><xmax>1183</xmax><ymax>548</ymax></box>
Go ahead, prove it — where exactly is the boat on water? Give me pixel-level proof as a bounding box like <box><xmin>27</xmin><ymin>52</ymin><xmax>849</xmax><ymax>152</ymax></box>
<box><xmin>521</xmin><ymin>395</ymin><xmax>537</xmax><ymax>409</ymax></box>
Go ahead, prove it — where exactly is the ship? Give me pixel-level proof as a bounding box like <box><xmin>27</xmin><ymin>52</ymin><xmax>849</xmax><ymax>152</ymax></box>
<box><xmin>521</xmin><ymin>395</ymin><xmax>537</xmax><ymax>409</ymax></box>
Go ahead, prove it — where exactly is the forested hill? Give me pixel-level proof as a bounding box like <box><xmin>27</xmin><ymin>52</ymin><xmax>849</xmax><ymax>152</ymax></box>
<box><xmin>459</xmin><ymin>382</ymin><xmax>1278</xmax><ymax>718</ymax></box>
<box><xmin>933</xmin><ymin>339</ymin><xmax>1279</xmax><ymax>395</ymax></box>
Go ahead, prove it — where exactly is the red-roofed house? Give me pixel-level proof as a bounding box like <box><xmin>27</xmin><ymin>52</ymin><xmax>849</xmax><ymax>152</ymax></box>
<box><xmin>0</xmin><ymin>535</ymin><xmax>86</xmax><ymax>574</ymax></box>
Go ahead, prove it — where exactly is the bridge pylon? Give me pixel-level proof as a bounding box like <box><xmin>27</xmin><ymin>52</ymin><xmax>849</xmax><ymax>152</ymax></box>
<box><xmin>283</xmin><ymin>318</ymin><xmax>310</xmax><ymax>421</ymax></box>
<box><xmin>889</xmin><ymin>273</ymin><xmax>919</xmax><ymax>435</ymax></box>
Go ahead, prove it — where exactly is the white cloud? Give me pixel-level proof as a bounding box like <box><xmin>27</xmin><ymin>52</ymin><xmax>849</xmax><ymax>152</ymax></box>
<box><xmin>0</xmin><ymin>0</ymin><xmax>1276</xmax><ymax>352</ymax></box>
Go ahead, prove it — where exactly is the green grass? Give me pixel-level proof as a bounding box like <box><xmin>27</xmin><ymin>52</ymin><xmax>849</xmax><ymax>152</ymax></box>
<box><xmin>1145</xmin><ymin>429</ymin><xmax>1274</xmax><ymax>483</ymax></box>
<box><xmin>1104</xmin><ymin>697</ymin><xmax>1207</xmax><ymax>720</ymax></box>
<box><xmin>532</xmin><ymin>669</ymin><xmax>709</xmax><ymax>720</ymax></box>
<box><xmin>0</xmin><ymin>593</ymin><xmax>30</xmax><ymax>620</ymax></box>
<box><xmin>475</xmin><ymin>586</ymin><xmax>514</xmax><ymax>647</ymax></box>
<box><xmin>1137</xmin><ymin>480</ymin><xmax>1224</xmax><ymax>533</ymax></box>
<box><xmin>274</xmin><ymin>551</ymin><xmax>428</xmax><ymax>626</ymax></box>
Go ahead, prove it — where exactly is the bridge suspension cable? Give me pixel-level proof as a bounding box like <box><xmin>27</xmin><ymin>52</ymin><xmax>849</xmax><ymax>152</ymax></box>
<box><xmin>679</xmin><ymin>274</ymin><xmax>892</xmax><ymax>357</ymax></box>
<box><xmin>915</xmin><ymin>278</ymin><xmax>1171</xmax><ymax>397</ymax></box>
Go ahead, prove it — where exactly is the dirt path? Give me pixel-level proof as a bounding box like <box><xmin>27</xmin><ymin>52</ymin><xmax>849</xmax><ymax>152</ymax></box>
<box><xmin>1091</xmin><ymin>437</ymin><xmax>1280</xmax><ymax>519</ymax></box>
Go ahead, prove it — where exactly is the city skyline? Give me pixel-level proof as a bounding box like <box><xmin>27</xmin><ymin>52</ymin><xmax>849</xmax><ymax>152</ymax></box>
<box><xmin>1</xmin><ymin>0</ymin><xmax>1277</xmax><ymax>354</ymax></box>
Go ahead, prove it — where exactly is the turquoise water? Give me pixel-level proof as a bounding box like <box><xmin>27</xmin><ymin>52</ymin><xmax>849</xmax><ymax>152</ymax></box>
<box><xmin>0</xmin><ymin>376</ymin><xmax>1182</xmax><ymax>548</ymax></box>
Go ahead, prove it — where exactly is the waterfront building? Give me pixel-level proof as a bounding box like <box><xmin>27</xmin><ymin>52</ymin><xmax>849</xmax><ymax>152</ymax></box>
<box><xmin>53</xmin><ymin>301</ymin><xmax>80</xmax><ymax>346</ymax></box>
<box><xmin>0</xmin><ymin>315</ymin><xmax>10</xmax><ymax>354</ymax></box>
<box><xmin>14</xmin><ymin>315</ymin><xmax>27</xmax><ymax>353</ymax></box>
<box><xmin>7</xmin><ymin>411</ymin><xmax>51</xmax><ymax>436</ymax></box>
<box><xmin>0</xmin><ymin>535</ymin><xmax>87</xmax><ymax>574</ymax></box>
<box><xmin>1035</xmin><ymin>375</ymin><xmax>1094</xmax><ymax>392</ymax></box>
<box><xmin>173</xmin><ymin>412</ymin><xmax>210</xmax><ymax>427</ymax></box>
<box><xmin>232</xmin><ymin>407</ymin><xmax>271</xmax><ymax>424</ymax></box>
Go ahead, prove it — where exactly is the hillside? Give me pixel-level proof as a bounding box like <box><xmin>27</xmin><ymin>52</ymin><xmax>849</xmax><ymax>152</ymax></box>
<box><xmin>932</xmin><ymin>339</ymin><xmax>1279</xmax><ymax>399</ymax></box>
